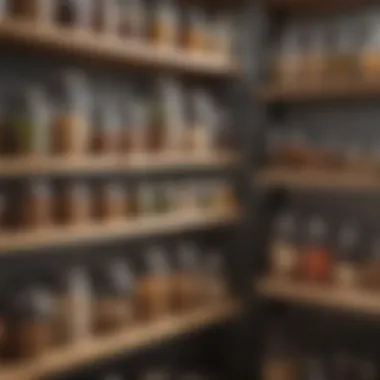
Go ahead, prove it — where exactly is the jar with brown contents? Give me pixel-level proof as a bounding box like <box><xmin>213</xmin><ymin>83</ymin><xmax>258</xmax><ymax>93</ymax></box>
<box><xmin>93</xmin><ymin>0</ymin><xmax>120</xmax><ymax>36</ymax></box>
<box><xmin>56</xmin><ymin>0</ymin><xmax>92</xmax><ymax>30</ymax></box>
<box><xmin>54</xmin><ymin>71</ymin><xmax>91</xmax><ymax>156</ymax></box>
<box><xmin>137</xmin><ymin>248</ymin><xmax>173</xmax><ymax>320</ymax></box>
<box><xmin>94</xmin><ymin>260</ymin><xmax>134</xmax><ymax>334</ymax></box>
<box><xmin>183</xmin><ymin>7</ymin><xmax>207</xmax><ymax>53</ymax></box>
<box><xmin>21</xmin><ymin>179</ymin><xmax>53</xmax><ymax>230</ymax></box>
<box><xmin>212</xmin><ymin>180</ymin><xmax>236</xmax><ymax>213</ymax></box>
<box><xmin>11</xmin><ymin>0</ymin><xmax>56</xmax><ymax>23</ymax></box>
<box><xmin>96</xmin><ymin>181</ymin><xmax>126</xmax><ymax>222</ymax></box>
<box><xmin>10</xmin><ymin>287</ymin><xmax>54</xmax><ymax>359</ymax></box>
<box><xmin>173</xmin><ymin>243</ymin><xmax>202</xmax><ymax>311</ymax></box>
<box><xmin>119</xmin><ymin>0</ymin><xmax>147</xmax><ymax>39</ymax></box>
<box><xmin>54</xmin><ymin>267</ymin><xmax>93</xmax><ymax>345</ymax></box>
<box><xmin>60</xmin><ymin>181</ymin><xmax>92</xmax><ymax>225</ymax></box>
<box><xmin>150</xmin><ymin>0</ymin><xmax>178</xmax><ymax>48</ymax></box>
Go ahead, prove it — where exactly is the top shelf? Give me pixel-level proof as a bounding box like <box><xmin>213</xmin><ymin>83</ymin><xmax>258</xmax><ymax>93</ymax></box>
<box><xmin>267</xmin><ymin>0</ymin><xmax>368</xmax><ymax>13</ymax></box>
<box><xmin>0</xmin><ymin>19</ymin><xmax>239</xmax><ymax>77</ymax></box>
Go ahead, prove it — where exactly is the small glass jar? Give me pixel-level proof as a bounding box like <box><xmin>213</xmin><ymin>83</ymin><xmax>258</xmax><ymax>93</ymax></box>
<box><xmin>136</xmin><ymin>247</ymin><xmax>173</xmax><ymax>319</ymax></box>
<box><xmin>334</xmin><ymin>223</ymin><xmax>360</xmax><ymax>287</ymax></box>
<box><xmin>210</xmin><ymin>14</ymin><xmax>234</xmax><ymax>58</ymax></box>
<box><xmin>129</xmin><ymin>98</ymin><xmax>150</xmax><ymax>155</ymax></box>
<box><xmin>54</xmin><ymin>70</ymin><xmax>91</xmax><ymax>156</ymax></box>
<box><xmin>96</xmin><ymin>182</ymin><xmax>126</xmax><ymax>222</ymax></box>
<box><xmin>119</xmin><ymin>0</ymin><xmax>147</xmax><ymax>39</ymax></box>
<box><xmin>11</xmin><ymin>86</ymin><xmax>51</xmax><ymax>158</ymax></box>
<box><xmin>21</xmin><ymin>179</ymin><xmax>53</xmax><ymax>229</ymax></box>
<box><xmin>150</xmin><ymin>0</ymin><xmax>178</xmax><ymax>48</ymax></box>
<box><xmin>60</xmin><ymin>181</ymin><xmax>92</xmax><ymax>225</ymax></box>
<box><xmin>270</xmin><ymin>212</ymin><xmax>299</xmax><ymax>279</ymax></box>
<box><xmin>54</xmin><ymin>267</ymin><xmax>93</xmax><ymax>344</ymax></box>
<box><xmin>11</xmin><ymin>286</ymin><xmax>54</xmax><ymax>359</ymax></box>
<box><xmin>302</xmin><ymin>217</ymin><xmax>331</xmax><ymax>283</ymax></box>
<box><xmin>136</xmin><ymin>182</ymin><xmax>157</xmax><ymax>216</ymax></box>
<box><xmin>212</xmin><ymin>180</ymin><xmax>236</xmax><ymax>212</ymax></box>
<box><xmin>93</xmin><ymin>0</ymin><xmax>120</xmax><ymax>36</ymax></box>
<box><xmin>94</xmin><ymin>260</ymin><xmax>134</xmax><ymax>334</ymax></box>
<box><xmin>56</xmin><ymin>0</ymin><xmax>93</xmax><ymax>29</ymax></box>
<box><xmin>183</xmin><ymin>6</ymin><xmax>207</xmax><ymax>53</ymax></box>
<box><xmin>173</xmin><ymin>242</ymin><xmax>202</xmax><ymax>310</ymax></box>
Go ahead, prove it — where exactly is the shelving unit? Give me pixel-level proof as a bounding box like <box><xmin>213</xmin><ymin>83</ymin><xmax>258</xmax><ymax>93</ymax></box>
<box><xmin>0</xmin><ymin>209</ymin><xmax>239</xmax><ymax>254</ymax></box>
<box><xmin>0</xmin><ymin>19</ymin><xmax>239</xmax><ymax>76</ymax></box>
<box><xmin>0</xmin><ymin>299</ymin><xmax>240</xmax><ymax>380</ymax></box>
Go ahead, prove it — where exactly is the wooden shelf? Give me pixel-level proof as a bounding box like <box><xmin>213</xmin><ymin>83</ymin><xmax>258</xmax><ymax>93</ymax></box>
<box><xmin>259</xmin><ymin>80</ymin><xmax>380</xmax><ymax>103</ymax></box>
<box><xmin>0</xmin><ymin>299</ymin><xmax>240</xmax><ymax>380</ymax></box>
<box><xmin>255</xmin><ymin>167</ymin><xmax>380</xmax><ymax>192</ymax></box>
<box><xmin>0</xmin><ymin>152</ymin><xmax>239</xmax><ymax>177</ymax></box>
<box><xmin>0</xmin><ymin>19</ymin><xmax>238</xmax><ymax>76</ymax></box>
<box><xmin>267</xmin><ymin>0</ymin><xmax>368</xmax><ymax>13</ymax></box>
<box><xmin>256</xmin><ymin>276</ymin><xmax>380</xmax><ymax>317</ymax></box>
<box><xmin>0</xmin><ymin>209</ymin><xmax>239</xmax><ymax>254</ymax></box>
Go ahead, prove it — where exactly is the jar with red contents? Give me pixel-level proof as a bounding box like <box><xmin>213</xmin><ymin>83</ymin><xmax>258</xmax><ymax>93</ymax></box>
<box><xmin>302</xmin><ymin>217</ymin><xmax>331</xmax><ymax>282</ymax></box>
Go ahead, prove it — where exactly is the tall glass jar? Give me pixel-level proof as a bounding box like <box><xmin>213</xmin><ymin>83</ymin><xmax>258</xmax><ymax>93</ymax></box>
<box><xmin>96</xmin><ymin>181</ymin><xmax>126</xmax><ymax>222</ymax></box>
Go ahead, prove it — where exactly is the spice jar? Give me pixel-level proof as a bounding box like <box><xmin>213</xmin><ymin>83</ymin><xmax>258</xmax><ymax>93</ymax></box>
<box><xmin>119</xmin><ymin>0</ymin><xmax>147</xmax><ymax>39</ymax></box>
<box><xmin>136</xmin><ymin>247</ymin><xmax>173</xmax><ymax>319</ymax></box>
<box><xmin>11</xmin><ymin>86</ymin><xmax>51</xmax><ymax>157</ymax></box>
<box><xmin>183</xmin><ymin>6</ymin><xmax>207</xmax><ymax>53</ymax></box>
<box><xmin>136</xmin><ymin>182</ymin><xmax>157</xmax><ymax>216</ymax></box>
<box><xmin>150</xmin><ymin>0</ymin><xmax>178</xmax><ymax>48</ymax></box>
<box><xmin>54</xmin><ymin>267</ymin><xmax>93</xmax><ymax>344</ymax></box>
<box><xmin>210</xmin><ymin>14</ymin><xmax>234</xmax><ymax>58</ymax></box>
<box><xmin>11</xmin><ymin>0</ymin><xmax>56</xmax><ymax>23</ymax></box>
<box><xmin>129</xmin><ymin>97</ymin><xmax>150</xmax><ymax>154</ymax></box>
<box><xmin>178</xmin><ymin>181</ymin><xmax>198</xmax><ymax>214</ymax></box>
<box><xmin>261</xmin><ymin>324</ymin><xmax>299</xmax><ymax>380</ymax></box>
<box><xmin>54</xmin><ymin>70</ymin><xmax>91</xmax><ymax>156</ymax></box>
<box><xmin>21</xmin><ymin>179</ymin><xmax>53</xmax><ymax>229</ymax></box>
<box><xmin>202</xmin><ymin>251</ymin><xmax>228</xmax><ymax>302</ymax></box>
<box><xmin>212</xmin><ymin>180</ymin><xmax>236</xmax><ymax>212</ymax></box>
<box><xmin>94</xmin><ymin>260</ymin><xmax>134</xmax><ymax>334</ymax></box>
<box><xmin>95</xmin><ymin>181</ymin><xmax>126</xmax><ymax>222</ymax></box>
<box><xmin>10</xmin><ymin>286</ymin><xmax>54</xmax><ymax>359</ymax></box>
<box><xmin>302</xmin><ymin>217</ymin><xmax>331</xmax><ymax>283</ymax></box>
<box><xmin>56</xmin><ymin>0</ymin><xmax>93</xmax><ymax>29</ymax></box>
<box><xmin>270</xmin><ymin>212</ymin><xmax>299</xmax><ymax>279</ymax></box>
<box><xmin>173</xmin><ymin>243</ymin><xmax>202</xmax><ymax>310</ymax></box>
<box><xmin>60</xmin><ymin>181</ymin><xmax>92</xmax><ymax>225</ymax></box>
<box><xmin>333</xmin><ymin>223</ymin><xmax>360</xmax><ymax>287</ymax></box>
<box><xmin>362</xmin><ymin>239</ymin><xmax>380</xmax><ymax>289</ymax></box>
<box><xmin>93</xmin><ymin>0</ymin><xmax>120</xmax><ymax>36</ymax></box>
<box><xmin>194</xmin><ymin>181</ymin><xmax>213</xmax><ymax>211</ymax></box>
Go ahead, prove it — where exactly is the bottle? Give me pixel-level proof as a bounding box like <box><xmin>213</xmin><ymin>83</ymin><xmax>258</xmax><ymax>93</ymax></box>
<box><xmin>54</xmin><ymin>70</ymin><xmax>91</xmax><ymax>156</ymax></box>
<box><xmin>136</xmin><ymin>247</ymin><xmax>173</xmax><ymax>319</ymax></box>
<box><xmin>93</xmin><ymin>0</ymin><xmax>120</xmax><ymax>36</ymax></box>
<box><xmin>96</xmin><ymin>181</ymin><xmax>126</xmax><ymax>222</ymax></box>
<box><xmin>94</xmin><ymin>260</ymin><xmax>134</xmax><ymax>334</ymax></box>
<box><xmin>270</xmin><ymin>212</ymin><xmax>298</xmax><ymax>279</ymax></box>
<box><xmin>21</xmin><ymin>179</ymin><xmax>53</xmax><ymax>229</ymax></box>
<box><xmin>174</xmin><ymin>242</ymin><xmax>202</xmax><ymax>310</ymax></box>
<box><xmin>303</xmin><ymin>217</ymin><xmax>331</xmax><ymax>282</ymax></box>
<box><xmin>334</xmin><ymin>223</ymin><xmax>359</xmax><ymax>287</ymax></box>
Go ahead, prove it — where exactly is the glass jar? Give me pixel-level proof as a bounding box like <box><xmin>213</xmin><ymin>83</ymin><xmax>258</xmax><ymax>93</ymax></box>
<box><xmin>129</xmin><ymin>97</ymin><xmax>149</xmax><ymax>155</ymax></box>
<box><xmin>302</xmin><ymin>217</ymin><xmax>331</xmax><ymax>283</ymax></box>
<box><xmin>334</xmin><ymin>223</ymin><xmax>360</xmax><ymax>287</ymax></box>
<box><xmin>54</xmin><ymin>267</ymin><xmax>93</xmax><ymax>344</ymax></box>
<box><xmin>60</xmin><ymin>181</ymin><xmax>92</xmax><ymax>225</ymax></box>
<box><xmin>150</xmin><ymin>0</ymin><xmax>178</xmax><ymax>48</ymax></box>
<box><xmin>119</xmin><ymin>0</ymin><xmax>147</xmax><ymax>39</ymax></box>
<box><xmin>11</xmin><ymin>286</ymin><xmax>54</xmax><ymax>359</ymax></box>
<box><xmin>56</xmin><ymin>0</ymin><xmax>93</xmax><ymax>29</ymax></box>
<box><xmin>11</xmin><ymin>0</ymin><xmax>56</xmax><ymax>23</ymax></box>
<box><xmin>136</xmin><ymin>182</ymin><xmax>157</xmax><ymax>216</ymax></box>
<box><xmin>94</xmin><ymin>260</ymin><xmax>134</xmax><ymax>334</ymax></box>
<box><xmin>174</xmin><ymin>242</ymin><xmax>202</xmax><ymax>310</ymax></box>
<box><xmin>54</xmin><ymin>70</ymin><xmax>91</xmax><ymax>156</ymax></box>
<box><xmin>270</xmin><ymin>212</ymin><xmax>299</xmax><ymax>279</ymax></box>
<box><xmin>11</xmin><ymin>86</ymin><xmax>51</xmax><ymax>157</ymax></box>
<box><xmin>93</xmin><ymin>0</ymin><xmax>120</xmax><ymax>35</ymax></box>
<box><xmin>96</xmin><ymin>182</ymin><xmax>126</xmax><ymax>222</ymax></box>
<box><xmin>183</xmin><ymin>6</ymin><xmax>207</xmax><ymax>53</ymax></box>
<box><xmin>212</xmin><ymin>179</ymin><xmax>236</xmax><ymax>212</ymax></box>
<box><xmin>211</xmin><ymin>14</ymin><xmax>234</xmax><ymax>58</ymax></box>
<box><xmin>21</xmin><ymin>179</ymin><xmax>53</xmax><ymax>229</ymax></box>
<box><xmin>137</xmin><ymin>247</ymin><xmax>173</xmax><ymax>319</ymax></box>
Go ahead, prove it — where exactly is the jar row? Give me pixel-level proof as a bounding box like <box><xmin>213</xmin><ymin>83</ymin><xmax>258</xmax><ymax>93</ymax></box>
<box><xmin>269</xmin><ymin>213</ymin><xmax>380</xmax><ymax>288</ymax></box>
<box><xmin>0</xmin><ymin>73</ymin><xmax>232</xmax><ymax>158</ymax></box>
<box><xmin>267</xmin><ymin>129</ymin><xmax>378</xmax><ymax>172</ymax></box>
<box><xmin>270</xmin><ymin>7</ymin><xmax>380</xmax><ymax>84</ymax></box>
<box><xmin>0</xmin><ymin>244</ymin><xmax>228</xmax><ymax>361</ymax></box>
<box><xmin>0</xmin><ymin>0</ymin><xmax>235</xmax><ymax>58</ymax></box>
<box><xmin>0</xmin><ymin>178</ymin><xmax>236</xmax><ymax>232</ymax></box>
<box><xmin>262</xmin><ymin>327</ymin><xmax>375</xmax><ymax>380</ymax></box>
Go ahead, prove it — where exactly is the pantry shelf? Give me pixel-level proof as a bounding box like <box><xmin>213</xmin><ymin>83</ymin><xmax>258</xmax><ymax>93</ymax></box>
<box><xmin>0</xmin><ymin>299</ymin><xmax>240</xmax><ymax>380</ymax></box>
<box><xmin>256</xmin><ymin>276</ymin><xmax>380</xmax><ymax>317</ymax></box>
<box><xmin>0</xmin><ymin>152</ymin><xmax>239</xmax><ymax>177</ymax></box>
<box><xmin>0</xmin><ymin>209</ymin><xmax>239</xmax><ymax>254</ymax></box>
<box><xmin>258</xmin><ymin>80</ymin><xmax>380</xmax><ymax>103</ymax></box>
<box><xmin>0</xmin><ymin>19</ymin><xmax>239</xmax><ymax>77</ymax></box>
<box><xmin>254</xmin><ymin>168</ymin><xmax>380</xmax><ymax>192</ymax></box>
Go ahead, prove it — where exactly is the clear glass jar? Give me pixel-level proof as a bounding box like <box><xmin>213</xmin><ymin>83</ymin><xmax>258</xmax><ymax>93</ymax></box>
<box><xmin>129</xmin><ymin>97</ymin><xmax>149</xmax><ymax>154</ymax></box>
<box><xmin>211</xmin><ymin>14</ymin><xmax>234</xmax><ymax>58</ymax></box>
<box><xmin>119</xmin><ymin>0</ymin><xmax>147</xmax><ymax>39</ymax></box>
<box><xmin>93</xmin><ymin>0</ymin><xmax>120</xmax><ymax>36</ymax></box>
<box><xmin>54</xmin><ymin>71</ymin><xmax>91</xmax><ymax>156</ymax></box>
<box><xmin>96</xmin><ymin>181</ymin><xmax>126</xmax><ymax>222</ymax></box>
<box><xmin>184</xmin><ymin>6</ymin><xmax>207</xmax><ymax>53</ymax></box>
<box><xmin>334</xmin><ymin>223</ymin><xmax>359</xmax><ymax>287</ymax></box>
<box><xmin>270</xmin><ymin>212</ymin><xmax>298</xmax><ymax>279</ymax></box>
<box><xmin>56</xmin><ymin>0</ymin><xmax>93</xmax><ymax>29</ymax></box>
<box><xmin>136</xmin><ymin>182</ymin><xmax>156</xmax><ymax>216</ymax></box>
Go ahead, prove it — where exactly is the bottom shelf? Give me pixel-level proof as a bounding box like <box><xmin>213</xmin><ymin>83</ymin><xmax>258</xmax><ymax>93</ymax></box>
<box><xmin>1</xmin><ymin>299</ymin><xmax>240</xmax><ymax>380</ymax></box>
<box><xmin>256</xmin><ymin>276</ymin><xmax>380</xmax><ymax>317</ymax></box>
